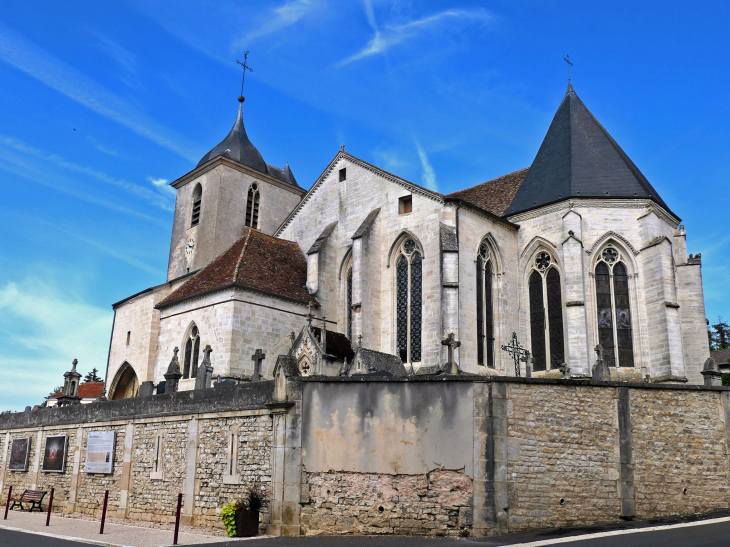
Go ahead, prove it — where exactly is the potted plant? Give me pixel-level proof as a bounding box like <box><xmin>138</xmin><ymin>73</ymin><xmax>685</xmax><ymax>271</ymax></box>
<box><xmin>220</xmin><ymin>487</ymin><xmax>265</xmax><ymax>538</ymax></box>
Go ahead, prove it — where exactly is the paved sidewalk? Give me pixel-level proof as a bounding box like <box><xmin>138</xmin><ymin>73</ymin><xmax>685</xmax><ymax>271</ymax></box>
<box><xmin>0</xmin><ymin>510</ymin><xmax>258</xmax><ymax>546</ymax></box>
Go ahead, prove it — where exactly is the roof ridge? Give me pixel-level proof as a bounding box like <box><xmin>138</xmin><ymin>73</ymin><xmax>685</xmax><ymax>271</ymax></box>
<box><xmin>446</xmin><ymin>167</ymin><xmax>529</xmax><ymax>197</ymax></box>
<box><xmin>233</xmin><ymin>228</ymin><xmax>254</xmax><ymax>281</ymax></box>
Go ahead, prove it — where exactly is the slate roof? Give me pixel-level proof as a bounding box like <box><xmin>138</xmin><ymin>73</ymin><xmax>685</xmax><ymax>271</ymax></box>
<box><xmin>311</xmin><ymin>327</ymin><xmax>355</xmax><ymax>361</ymax></box>
<box><xmin>196</xmin><ymin>101</ymin><xmax>299</xmax><ymax>187</ymax></box>
<box><xmin>157</xmin><ymin>228</ymin><xmax>316</xmax><ymax>308</ymax></box>
<box><xmin>711</xmin><ymin>349</ymin><xmax>730</xmax><ymax>366</ymax></box>
<box><xmin>506</xmin><ymin>83</ymin><xmax>672</xmax><ymax>216</ymax></box>
<box><xmin>446</xmin><ymin>168</ymin><xmax>529</xmax><ymax>217</ymax></box>
<box><xmin>50</xmin><ymin>382</ymin><xmax>104</xmax><ymax>399</ymax></box>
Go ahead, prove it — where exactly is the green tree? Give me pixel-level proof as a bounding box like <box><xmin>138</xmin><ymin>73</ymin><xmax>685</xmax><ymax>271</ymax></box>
<box><xmin>710</xmin><ymin>317</ymin><xmax>730</xmax><ymax>351</ymax></box>
<box><xmin>83</xmin><ymin>368</ymin><xmax>103</xmax><ymax>383</ymax></box>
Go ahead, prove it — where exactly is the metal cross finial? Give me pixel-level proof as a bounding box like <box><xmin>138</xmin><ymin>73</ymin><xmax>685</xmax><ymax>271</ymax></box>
<box><xmin>340</xmin><ymin>144</ymin><xmax>345</xmax><ymax>151</ymax></box>
<box><xmin>563</xmin><ymin>54</ymin><xmax>573</xmax><ymax>81</ymax></box>
<box><xmin>236</xmin><ymin>52</ymin><xmax>253</xmax><ymax>99</ymax></box>
<box><xmin>501</xmin><ymin>332</ymin><xmax>530</xmax><ymax>377</ymax></box>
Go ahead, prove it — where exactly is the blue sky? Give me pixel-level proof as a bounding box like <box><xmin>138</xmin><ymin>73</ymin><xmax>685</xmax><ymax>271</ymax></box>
<box><xmin>1</xmin><ymin>1</ymin><xmax>728</xmax><ymax>410</ymax></box>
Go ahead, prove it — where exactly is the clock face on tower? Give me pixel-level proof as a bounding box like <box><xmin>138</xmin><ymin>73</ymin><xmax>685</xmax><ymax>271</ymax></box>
<box><xmin>185</xmin><ymin>238</ymin><xmax>195</xmax><ymax>261</ymax></box>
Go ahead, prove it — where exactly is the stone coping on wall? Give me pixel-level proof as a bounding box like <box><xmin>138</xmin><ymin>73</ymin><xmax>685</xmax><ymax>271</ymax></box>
<box><xmin>0</xmin><ymin>381</ymin><xmax>274</xmax><ymax>431</ymax></box>
<box><xmin>299</xmin><ymin>373</ymin><xmax>730</xmax><ymax>392</ymax></box>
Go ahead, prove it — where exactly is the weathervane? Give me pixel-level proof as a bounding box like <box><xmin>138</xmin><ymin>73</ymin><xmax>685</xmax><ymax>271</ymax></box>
<box><xmin>236</xmin><ymin>52</ymin><xmax>253</xmax><ymax>101</ymax></box>
<box><xmin>563</xmin><ymin>54</ymin><xmax>573</xmax><ymax>81</ymax></box>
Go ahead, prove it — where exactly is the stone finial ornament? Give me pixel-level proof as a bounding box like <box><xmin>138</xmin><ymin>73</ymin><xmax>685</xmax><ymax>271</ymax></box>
<box><xmin>440</xmin><ymin>333</ymin><xmax>461</xmax><ymax>375</ymax></box>
<box><xmin>57</xmin><ymin>359</ymin><xmax>83</xmax><ymax>407</ymax></box>
<box><xmin>251</xmin><ymin>349</ymin><xmax>266</xmax><ymax>382</ymax></box>
<box><xmin>164</xmin><ymin>347</ymin><xmax>182</xmax><ymax>393</ymax></box>
<box><xmin>701</xmin><ymin>358</ymin><xmax>722</xmax><ymax>387</ymax></box>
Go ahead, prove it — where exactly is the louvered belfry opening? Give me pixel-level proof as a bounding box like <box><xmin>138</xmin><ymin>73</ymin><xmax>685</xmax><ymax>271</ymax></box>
<box><xmin>191</xmin><ymin>184</ymin><xmax>202</xmax><ymax>227</ymax></box>
<box><xmin>245</xmin><ymin>183</ymin><xmax>260</xmax><ymax>229</ymax></box>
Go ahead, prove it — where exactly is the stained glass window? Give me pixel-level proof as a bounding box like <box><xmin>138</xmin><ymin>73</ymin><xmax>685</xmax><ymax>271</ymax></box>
<box><xmin>347</xmin><ymin>267</ymin><xmax>353</xmax><ymax>341</ymax></box>
<box><xmin>546</xmin><ymin>268</ymin><xmax>564</xmax><ymax>367</ymax></box>
<box><xmin>410</xmin><ymin>252</ymin><xmax>422</xmax><ymax>362</ymax></box>
<box><xmin>396</xmin><ymin>255</ymin><xmax>408</xmax><ymax>362</ymax></box>
<box><xmin>183</xmin><ymin>339</ymin><xmax>192</xmax><ymax>378</ymax></box>
<box><xmin>595</xmin><ymin>261</ymin><xmax>616</xmax><ymax>367</ymax></box>
<box><xmin>476</xmin><ymin>256</ymin><xmax>484</xmax><ymax>365</ymax></box>
<box><xmin>614</xmin><ymin>262</ymin><xmax>634</xmax><ymax>367</ymax></box>
<box><xmin>183</xmin><ymin>325</ymin><xmax>201</xmax><ymax>379</ymax></box>
<box><xmin>529</xmin><ymin>270</ymin><xmax>546</xmax><ymax>371</ymax></box>
<box><xmin>484</xmin><ymin>259</ymin><xmax>494</xmax><ymax>368</ymax></box>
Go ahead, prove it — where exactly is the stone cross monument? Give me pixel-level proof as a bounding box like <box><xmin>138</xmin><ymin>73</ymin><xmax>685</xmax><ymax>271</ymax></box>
<box><xmin>195</xmin><ymin>345</ymin><xmax>214</xmax><ymax>390</ymax></box>
<box><xmin>164</xmin><ymin>347</ymin><xmax>182</xmax><ymax>393</ymax></box>
<box><xmin>441</xmin><ymin>333</ymin><xmax>461</xmax><ymax>375</ymax></box>
<box><xmin>251</xmin><ymin>349</ymin><xmax>266</xmax><ymax>382</ymax></box>
<box><xmin>592</xmin><ymin>344</ymin><xmax>611</xmax><ymax>382</ymax></box>
<box><xmin>57</xmin><ymin>359</ymin><xmax>82</xmax><ymax>407</ymax></box>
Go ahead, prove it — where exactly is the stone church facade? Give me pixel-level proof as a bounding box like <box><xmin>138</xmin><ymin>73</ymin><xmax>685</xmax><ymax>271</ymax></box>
<box><xmin>105</xmin><ymin>83</ymin><xmax>710</xmax><ymax>399</ymax></box>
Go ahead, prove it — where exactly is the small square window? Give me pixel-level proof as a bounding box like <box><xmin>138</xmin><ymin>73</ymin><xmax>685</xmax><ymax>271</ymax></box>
<box><xmin>339</xmin><ymin>168</ymin><xmax>346</xmax><ymax>182</ymax></box>
<box><xmin>399</xmin><ymin>195</ymin><xmax>413</xmax><ymax>214</ymax></box>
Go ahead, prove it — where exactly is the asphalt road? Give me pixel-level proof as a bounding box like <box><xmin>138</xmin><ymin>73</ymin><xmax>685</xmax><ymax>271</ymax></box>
<box><xmin>2</xmin><ymin>518</ymin><xmax>730</xmax><ymax>547</ymax></box>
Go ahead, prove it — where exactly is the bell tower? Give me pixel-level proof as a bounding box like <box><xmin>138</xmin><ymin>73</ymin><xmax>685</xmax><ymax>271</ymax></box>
<box><xmin>165</xmin><ymin>95</ymin><xmax>305</xmax><ymax>281</ymax></box>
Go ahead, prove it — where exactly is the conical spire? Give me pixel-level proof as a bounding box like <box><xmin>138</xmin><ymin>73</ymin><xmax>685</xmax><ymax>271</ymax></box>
<box><xmin>196</xmin><ymin>101</ymin><xmax>268</xmax><ymax>173</ymax></box>
<box><xmin>506</xmin><ymin>85</ymin><xmax>673</xmax><ymax>217</ymax></box>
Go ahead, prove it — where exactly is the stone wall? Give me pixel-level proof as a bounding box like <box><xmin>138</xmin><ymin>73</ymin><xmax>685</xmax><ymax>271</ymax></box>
<box><xmin>2</xmin><ymin>377</ymin><xmax>730</xmax><ymax>538</ymax></box>
<box><xmin>301</xmin><ymin>469</ymin><xmax>473</xmax><ymax>536</ymax></box>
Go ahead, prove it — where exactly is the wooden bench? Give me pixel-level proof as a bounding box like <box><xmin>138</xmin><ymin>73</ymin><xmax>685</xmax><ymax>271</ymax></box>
<box><xmin>9</xmin><ymin>489</ymin><xmax>47</xmax><ymax>512</ymax></box>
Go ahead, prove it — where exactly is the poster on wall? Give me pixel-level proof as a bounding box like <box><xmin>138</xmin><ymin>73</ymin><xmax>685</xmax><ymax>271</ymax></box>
<box><xmin>8</xmin><ymin>437</ymin><xmax>30</xmax><ymax>472</ymax></box>
<box><xmin>84</xmin><ymin>431</ymin><xmax>115</xmax><ymax>474</ymax></box>
<box><xmin>41</xmin><ymin>435</ymin><xmax>68</xmax><ymax>473</ymax></box>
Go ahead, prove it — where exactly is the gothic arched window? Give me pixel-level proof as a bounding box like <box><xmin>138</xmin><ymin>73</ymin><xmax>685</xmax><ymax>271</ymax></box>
<box><xmin>528</xmin><ymin>251</ymin><xmax>564</xmax><ymax>371</ymax></box>
<box><xmin>183</xmin><ymin>325</ymin><xmax>201</xmax><ymax>379</ymax></box>
<box><xmin>595</xmin><ymin>246</ymin><xmax>634</xmax><ymax>367</ymax></box>
<box><xmin>245</xmin><ymin>183</ymin><xmax>260</xmax><ymax>229</ymax></box>
<box><xmin>346</xmin><ymin>266</ymin><xmax>353</xmax><ymax>341</ymax></box>
<box><xmin>191</xmin><ymin>184</ymin><xmax>202</xmax><ymax>227</ymax></box>
<box><xmin>395</xmin><ymin>238</ymin><xmax>422</xmax><ymax>363</ymax></box>
<box><xmin>476</xmin><ymin>243</ymin><xmax>495</xmax><ymax>367</ymax></box>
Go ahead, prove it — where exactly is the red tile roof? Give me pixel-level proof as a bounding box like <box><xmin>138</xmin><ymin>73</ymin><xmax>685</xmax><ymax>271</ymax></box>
<box><xmin>446</xmin><ymin>168</ymin><xmax>529</xmax><ymax>217</ymax></box>
<box><xmin>50</xmin><ymin>382</ymin><xmax>105</xmax><ymax>399</ymax></box>
<box><xmin>158</xmin><ymin>228</ymin><xmax>316</xmax><ymax>308</ymax></box>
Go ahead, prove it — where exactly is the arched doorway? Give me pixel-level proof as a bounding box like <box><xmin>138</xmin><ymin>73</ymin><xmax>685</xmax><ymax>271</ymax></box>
<box><xmin>109</xmin><ymin>362</ymin><xmax>139</xmax><ymax>400</ymax></box>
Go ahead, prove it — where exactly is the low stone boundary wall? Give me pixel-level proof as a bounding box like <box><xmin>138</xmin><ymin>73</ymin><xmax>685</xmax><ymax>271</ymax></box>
<box><xmin>2</xmin><ymin>376</ymin><xmax>730</xmax><ymax>537</ymax></box>
<box><xmin>0</xmin><ymin>382</ymin><xmax>275</xmax><ymax>530</ymax></box>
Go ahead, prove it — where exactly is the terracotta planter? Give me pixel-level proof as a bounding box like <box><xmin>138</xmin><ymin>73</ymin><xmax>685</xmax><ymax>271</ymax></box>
<box><xmin>234</xmin><ymin>509</ymin><xmax>259</xmax><ymax>537</ymax></box>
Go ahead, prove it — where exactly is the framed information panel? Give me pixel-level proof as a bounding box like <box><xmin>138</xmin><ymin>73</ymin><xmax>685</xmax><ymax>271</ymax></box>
<box><xmin>8</xmin><ymin>437</ymin><xmax>30</xmax><ymax>472</ymax></box>
<box><xmin>84</xmin><ymin>431</ymin><xmax>115</xmax><ymax>474</ymax></box>
<box><xmin>42</xmin><ymin>435</ymin><xmax>68</xmax><ymax>473</ymax></box>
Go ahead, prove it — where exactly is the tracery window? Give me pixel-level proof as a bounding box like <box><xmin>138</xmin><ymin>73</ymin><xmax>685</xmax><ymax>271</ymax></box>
<box><xmin>191</xmin><ymin>184</ymin><xmax>202</xmax><ymax>227</ymax></box>
<box><xmin>528</xmin><ymin>251</ymin><xmax>564</xmax><ymax>371</ymax></box>
<box><xmin>396</xmin><ymin>238</ymin><xmax>422</xmax><ymax>363</ymax></box>
<box><xmin>245</xmin><ymin>183</ymin><xmax>260</xmax><ymax>229</ymax></box>
<box><xmin>476</xmin><ymin>243</ymin><xmax>495</xmax><ymax>367</ymax></box>
<box><xmin>346</xmin><ymin>266</ymin><xmax>353</xmax><ymax>341</ymax></box>
<box><xmin>595</xmin><ymin>245</ymin><xmax>634</xmax><ymax>367</ymax></box>
<box><xmin>183</xmin><ymin>325</ymin><xmax>201</xmax><ymax>379</ymax></box>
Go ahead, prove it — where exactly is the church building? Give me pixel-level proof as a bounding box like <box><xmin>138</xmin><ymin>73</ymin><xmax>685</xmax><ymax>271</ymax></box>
<box><xmin>104</xmin><ymin>83</ymin><xmax>711</xmax><ymax>398</ymax></box>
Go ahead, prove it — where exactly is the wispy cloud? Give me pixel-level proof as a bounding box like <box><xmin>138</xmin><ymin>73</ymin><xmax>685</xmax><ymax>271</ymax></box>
<box><xmin>148</xmin><ymin>176</ymin><xmax>176</xmax><ymax>198</ymax></box>
<box><xmin>34</xmin><ymin>218</ymin><xmax>163</xmax><ymax>276</ymax></box>
<box><xmin>0</xmin><ymin>279</ymin><xmax>112</xmax><ymax>411</ymax></box>
<box><xmin>415</xmin><ymin>140</ymin><xmax>438</xmax><ymax>191</ymax></box>
<box><xmin>0</xmin><ymin>22</ymin><xmax>199</xmax><ymax>161</ymax></box>
<box><xmin>336</xmin><ymin>5</ymin><xmax>494</xmax><ymax>67</ymax></box>
<box><xmin>87</xmin><ymin>135</ymin><xmax>123</xmax><ymax>158</ymax></box>
<box><xmin>95</xmin><ymin>34</ymin><xmax>137</xmax><ymax>73</ymax></box>
<box><xmin>231</xmin><ymin>0</ymin><xmax>320</xmax><ymax>49</ymax></box>
<box><xmin>0</xmin><ymin>135</ymin><xmax>175</xmax><ymax>212</ymax></box>
<box><xmin>0</xmin><ymin>148</ymin><xmax>166</xmax><ymax>226</ymax></box>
